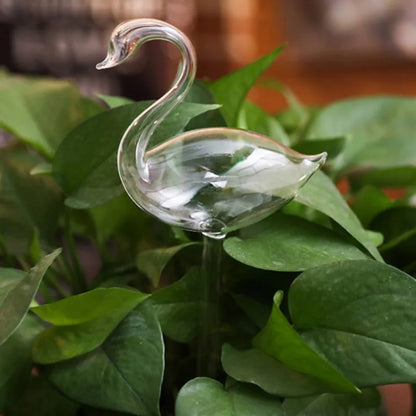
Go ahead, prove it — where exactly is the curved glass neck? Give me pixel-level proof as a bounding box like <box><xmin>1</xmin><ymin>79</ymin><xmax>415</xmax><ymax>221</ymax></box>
<box><xmin>114</xmin><ymin>20</ymin><xmax>196</xmax><ymax>192</ymax></box>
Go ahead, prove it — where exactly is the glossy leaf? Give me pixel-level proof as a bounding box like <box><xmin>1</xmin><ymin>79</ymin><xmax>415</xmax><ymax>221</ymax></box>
<box><xmin>45</xmin><ymin>302</ymin><xmax>164</xmax><ymax>416</ymax></box>
<box><xmin>253</xmin><ymin>292</ymin><xmax>357</xmax><ymax>393</ymax></box>
<box><xmin>175</xmin><ymin>377</ymin><xmax>283</xmax><ymax>416</ymax></box>
<box><xmin>0</xmin><ymin>249</ymin><xmax>61</xmax><ymax>345</ymax></box>
<box><xmin>283</xmin><ymin>388</ymin><xmax>383</xmax><ymax>416</ymax></box>
<box><xmin>0</xmin><ymin>314</ymin><xmax>44</xmax><ymax>412</ymax></box>
<box><xmin>224</xmin><ymin>212</ymin><xmax>368</xmax><ymax>271</ymax></box>
<box><xmin>151</xmin><ymin>267</ymin><xmax>202</xmax><ymax>342</ymax></box>
<box><xmin>306</xmin><ymin>96</ymin><xmax>416</xmax><ymax>173</ymax></box>
<box><xmin>221</xmin><ymin>345</ymin><xmax>338</xmax><ymax>397</ymax></box>
<box><xmin>289</xmin><ymin>260</ymin><xmax>416</xmax><ymax>386</ymax></box>
<box><xmin>0</xmin><ymin>74</ymin><xmax>102</xmax><ymax>157</ymax></box>
<box><xmin>295</xmin><ymin>171</ymin><xmax>382</xmax><ymax>261</ymax></box>
<box><xmin>32</xmin><ymin>287</ymin><xmax>148</xmax><ymax>363</ymax></box>
<box><xmin>53</xmin><ymin>101</ymin><xmax>219</xmax><ymax>208</ymax></box>
<box><xmin>209</xmin><ymin>47</ymin><xmax>284</xmax><ymax>127</ymax></box>
<box><xmin>137</xmin><ymin>242</ymin><xmax>199</xmax><ymax>287</ymax></box>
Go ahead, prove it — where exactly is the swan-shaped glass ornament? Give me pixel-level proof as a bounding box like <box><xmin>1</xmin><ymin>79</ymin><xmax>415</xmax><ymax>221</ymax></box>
<box><xmin>97</xmin><ymin>19</ymin><xmax>326</xmax><ymax>240</ymax></box>
<box><xmin>97</xmin><ymin>18</ymin><xmax>326</xmax><ymax>376</ymax></box>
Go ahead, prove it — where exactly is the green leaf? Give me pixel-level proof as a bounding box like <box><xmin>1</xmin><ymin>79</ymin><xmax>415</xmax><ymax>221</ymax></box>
<box><xmin>0</xmin><ymin>249</ymin><xmax>61</xmax><ymax>345</ymax></box>
<box><xmin>293</xmin><ymin>137</ymin><xmax>346</xmax><ymax>161</ymax></box>
<box><xmin>137</xmin><ymin>243</ymin><xmax>199</xmax><ymax>287</ymax></box>
<box><xmin>238</xmin><ymin>101</ymin><xmax>290</xmax><ymax>146</ymax></box>
<box><xmin>175</xmin><ymin>377</ymin><xmax>284</xmax><ymax>416</ymax></box>
<box><xmin>295</xmin><ymin>171</ymin><xmax>382</xmax><ymax>261</ymax></box>
<box><xmin>352</xmin><ymin>185</ymin><xmax>393</xmax><ymax>228</ymax></box>
<box><xmin>252</xmin><ymin>291</ymin><xmax>358</xmax><ymax>393</ymax></box>
<box><xmin>224</xmin><ymin>212</ymin><xmax>368</xmax><ymax>271</ymax></box>
<box><xmin>31</xmin><ymin>287</ymin><xmax>148</xmax><ymax>363</ymax></box>
<box><xmin>53</xmin><ymin>101</ymin><xmax>219</xmax><ymax>208</ymax></box>
<box><xmin>283</xmin><ymin>388</ymin><xmax>383</xmax><ymax>416</ymax></box>
<box><xmin>221</xmin><ymin>345</ymin><xmax>338</xmax><ymax>397</ymax></box>
<box><xmin>97</xmin><ymin>94</ymin><xmax>134</xmax><ymax>108</ymax></box>
<box><xmin>32</xmin><ymin>287</ymin><xmax>148</xmax><ymax>325</ymax></box>
<box><xmin>151</xmin><ymin>267</ymin><xmax>202</xmax><ymax>342</ymax></box>
<box><xmin>45</xmin><ymin>302</ymin><xmax>164</xmax><ymax>416</ymax></box>
<box><xmin>306</xmin><ymin>96</ymin><xmax>416</xmax><ymax>173</ymax></box>
<box><xmin>289</xmin><ymin>260</ymin><xmax>416</xmax><ymax>386</ymax></box>
<box><xmin>209</xmin><ymin>47</ymin><xmax>284</xmax><ymax>127</ymax></box>
<box><xmin>0</xmin><ymin>74</ymin><xmax>102</xmax><ymax>157</ymax></box>
<box><xmin>184</xmin><ymin>79</ymin><xmax>226</xmax><ymax>130</ymax></box>
<box><xmin>0</xmin><ymin>313</ymin><xmax>44</xmax><ymax>412</ymax></box>
<box><xmin>0</xmin><ymin>152</ymin><xmax>63</xmax><ymax>255</ymax></box>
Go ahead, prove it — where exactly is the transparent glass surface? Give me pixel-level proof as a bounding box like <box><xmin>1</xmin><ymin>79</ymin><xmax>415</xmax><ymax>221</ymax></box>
<box><xmin>97</xmin><ymin>18</ymin><xmax>326</xmax><ymax>239</ymax></box>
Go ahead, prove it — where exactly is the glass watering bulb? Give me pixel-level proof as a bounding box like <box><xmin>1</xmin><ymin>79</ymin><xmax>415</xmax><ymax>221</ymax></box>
<box><xmin>97</xmin><ymin>19</ymin><xmax>326</xmax><ymax>239</ymax></box>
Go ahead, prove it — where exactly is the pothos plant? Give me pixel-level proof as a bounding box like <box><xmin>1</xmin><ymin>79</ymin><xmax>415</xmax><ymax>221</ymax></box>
<box><xmin>0</xmin><ymin>47</ymin><xmax>416</xmax><ymax>416</ymax></box>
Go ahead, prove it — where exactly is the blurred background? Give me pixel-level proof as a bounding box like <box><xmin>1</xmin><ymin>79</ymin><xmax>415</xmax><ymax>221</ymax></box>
<box><xmin>1</xmin><ymin>0</ymin><xmax>416</xmax><ymax>112</ymax></box>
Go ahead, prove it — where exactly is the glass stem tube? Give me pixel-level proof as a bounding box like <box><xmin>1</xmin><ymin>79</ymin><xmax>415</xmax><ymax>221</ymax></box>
<box><xmin>197</xmin><ymin>235</ymin><xmax>223</xmax><ymax>378</ymax></box>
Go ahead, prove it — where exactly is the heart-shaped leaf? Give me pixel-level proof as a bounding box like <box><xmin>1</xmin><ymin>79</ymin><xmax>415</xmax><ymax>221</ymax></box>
<box><xmin>224</xmin><ymin>212</ymin><xmax>368</xmax><ymax>271</ymax></box>
<box><xmin>175</xmin><ymin>378</ymin><xmax>283</xmax><ymax>416</ymax></box>
<box><xmin>151</xmin><ymin>267</ymin><xmax>202</xmax><ymax>342</ymax></box>
<box><xmin>0</xmin><ymin>74</ymin><xmax>102</xmax><ymax>157</ymax></box>
<box><xmin>289</xmin><ymin>260</ymin><xmax>416</xmax><ymax>386</ymax></box>
<box><xmin>221</xmin><ymin>344</ymin><xmax>338</xmax><ymax>397</ymax></box>
<box><xmin>32</xmin><ymin>287</ymin><xmax>148</xmax><ymax>363</ymax></box>
<box><xmin>253</xmin><ymin>292</ymin><xmax>357</xmax><ymax>393</ymax></box>
<box><xmin>45</xmin><ymin>302</ymin><xmax>164</xmax><ymax>416</ymax></box>
<box><xmin>306</xmin><ymin>96</ymin><xmax>416</xmax><ymax>174</ymax></box>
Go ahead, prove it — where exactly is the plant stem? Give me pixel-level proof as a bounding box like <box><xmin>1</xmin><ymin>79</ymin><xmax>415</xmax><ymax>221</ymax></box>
<box><xmin>197</xmin><ymin>235</ymin><xmax>223</xmax><ymax>378</ymax></box>
<box><xmin>64</xmin><ymin>210</ymin><xmax>87</xmax><ymax>293</ymax></box>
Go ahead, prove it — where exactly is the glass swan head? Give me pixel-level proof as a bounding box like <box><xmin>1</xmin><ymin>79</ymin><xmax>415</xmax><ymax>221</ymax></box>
<box><xmin>97</xmin><ymin>19</ymin><xmax>327</xmax><ymax>239</ymax></box>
